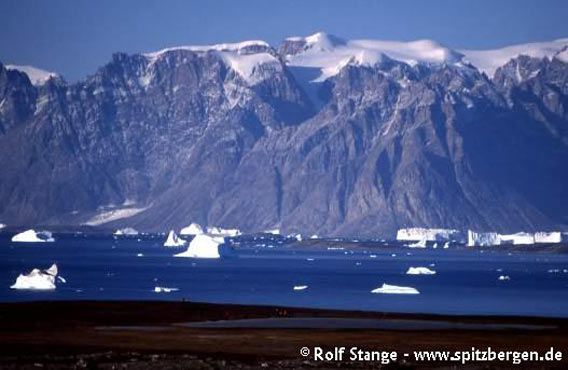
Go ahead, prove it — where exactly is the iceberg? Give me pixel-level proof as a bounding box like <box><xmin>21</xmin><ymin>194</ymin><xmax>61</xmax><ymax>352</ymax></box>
<box><xmin>534</xmin><ymin>232</ymin><xmax>563</xmax><ymax>244</ymax></box>
<box><xmin>113</xmin><ymin>227</ymin><xmax>139</xmax><ymax>236</ymax></box>
<box><xmin>180</xmin><ymin>223</ymin><xmax>204</xmax><ymax>236</ymax></box>
<box><xmin>293</xmin><ymin>285</ymin><xmax>308</xmax><ymax>291</ymax></box>
<box><xmin>0</xmin><ymin>223</ymin><xmax>6</xmax><ymax>230</ymax></box>
<box><xmin>371</xmin><ymin>284</ymin><xmax>420</xmax><ymax>295</ymax></box>
<box><xmin>406</xmin><ymin>267</ymin><xmax>437</xmax><ymax>275</ymax></box>
<box><xmin>407</xmin><ymin>239</ymin><xmax>427</xmax><ymax>248</ymax></box>
<box><xmin>499</xmin><ymin>232</ymin><xmax>535</xmax><ymax>245</ymax></box>
<box><xmin>206</xmin><ymin>226</ymin><xmax>241</xmax><ymax>237</ymax></box>
<box><xmin>498</xmin><ymin>275</ymin><xmax>511</xmax><ymax>281</ymax></box>
<box><xmin>397</xmin><ymin>228</ymin><xmax>465</xmax><ymax>243</ymax></box>
<box><xmin>10</xmin><ymin>264</ymin><xmax>61</xmax><ymax>290</ymax></box>
<box><xmin>264</xmin><ymin>228</ymin><xmax>280</xmax><ymax>235</ymax></box>
<box><xmin>154</xmin><ymin>286</ymin><xmax>179</xmax><ymax>293</ymax></box>
<box><xmin>11</xmin><ymin>229</ymin><xmax>55</xmax><ymax>243</ymax></box>
<box><xmin>164</xmin><ymin>230</ymin><xmax>187</xmax><ymax>247</ymax></box>
<box><xmin>467</xmin><ymin>230</ymin><xmax>501</xmax><ymax>247</ymax></box>
<box><xmin>174</xmin><ymin>233</ymin><xmax>224</xmax><ymax>258</ymax></box>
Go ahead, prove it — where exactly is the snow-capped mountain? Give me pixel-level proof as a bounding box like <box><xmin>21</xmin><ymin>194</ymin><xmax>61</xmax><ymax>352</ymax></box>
<box><xmin>1</xmin><ymin>33</ymin><xmax>567</xmax><ymax>236</ymax></box>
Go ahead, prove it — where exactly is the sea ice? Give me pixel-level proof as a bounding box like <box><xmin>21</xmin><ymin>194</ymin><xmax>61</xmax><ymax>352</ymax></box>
<box><xmin>11</xmin><ymin>229</ymin><xmax>55</xmax><ymax>243</ymax></box>
<box><xmin>10</xmin><ymin>264</ymin><xmax>61</xmax><ymax>290</ymax></box>
<box><xmin>371</xmin><ymin>284</ymin><xmax>420</xmax><ymax>295</ymax></box>
<box><xmin>407</xmin><ymin>239</ymin><xmax>427</xmax><ymax>248</ymax></box>
<box><xmin>180</xmin><ymin>223</ymin><xmax>204</xmax><ymax>236</ymax></box>
<box><xmin>164</xmin><ymin>230</ymin><xmax>187</xmax><ymax>247</ymax></box>
<box><xmin>113</xmin><ymin>227</ymin><xmax>139</xmax><ymax>236</ymax></box>
<box><xmin>406</xmin><ymin>267</ymin><xmax>437</xmax><ymax>275</ymax></box>
<box><xmin>174</xmin><ymin>233</ymin><xmax>224</xmax><ymax>258</ymax></box>
<box><xmin>154</xmin><ymin>286</ymin><xmax>179</xmax><ymax>293</ymax></box>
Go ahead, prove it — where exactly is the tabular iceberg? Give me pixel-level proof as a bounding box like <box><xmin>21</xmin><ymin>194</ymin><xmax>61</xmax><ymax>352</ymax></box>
<box><xmin>11</xmin><ymin>229</ymin><xmax>55</xmax><ymax>243</ymax></box>
<box><xmin>164</xmin><ymin>230</ymin><xmax>187</xmax><ymax>247</ymax></box>
<box><xmin>206</xmin><ymin>226</ymin><xmax>241</xmax><ymax>237</ymax></box>
<box><xmin>534</xmin><ymin>232</ymin><xmax>563</xmax><ymax>243</ymax></box>
<box><xmin>180</xmin><ymin>223</ymin><xmax>204</xmax><ymax>236</ymax></box>
<box><xmin>406</xmin><ymin>267</ymin><xmax>437</xmax><ymax>275</ymax></box>
<box><xmin>174</xmin><ymin>233</ymin><xmax>224</xmax><ymax>258</ymax></box>
<box><xmin>396</xmin><ymin>228</ymin><xmax>465</xmax><ymax>242</ymax></box>
<box><xmin>371</xmin><ymin>284</ymin><xmax>420</xmax><ymax>295</ymax></box>
<box><xmin>10</xmin><ymin>264</ymin><xmax>61</xmax><ymax>290</ymax></box>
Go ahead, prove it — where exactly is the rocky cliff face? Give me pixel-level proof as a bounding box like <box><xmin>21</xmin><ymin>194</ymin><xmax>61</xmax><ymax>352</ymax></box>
<box><xmin>0</xmin><ymin>34</ymin><xmax>567</xmax><ymax>237</ymax></box>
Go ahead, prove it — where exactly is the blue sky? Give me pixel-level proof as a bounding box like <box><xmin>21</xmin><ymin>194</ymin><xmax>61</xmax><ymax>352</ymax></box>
<box><xmin>1</xmin><ymin>0</ymin><xmax>567</xmax><ymax>81</ymax></box>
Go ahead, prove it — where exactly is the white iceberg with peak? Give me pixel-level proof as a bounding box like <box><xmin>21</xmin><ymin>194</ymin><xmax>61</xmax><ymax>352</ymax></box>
<box><xmin>406</xmin><ymin>267</ymin><xmax>437</xmax><ymax>275</ymax></box>
<box><xmin>180</xmin><ymin>223</ymin><xmax>204</xmax><ymax>236</ymax></box>
<box><xmin>164</xmin><ymin>230</ymin><xmax>187</xmax><ymax>247</ymax></box>
<box><xmin>371</xmin><ymin>284</ymin><xmax>420</xmax><ymax>295</ymax></box>
<box><xmin>10</xmin><ymin>264</ymin><xmax>62</xmax><ymax>290</ymax></box>
<box><xmin>174</xmin><ymin>233</ymin><xmax>224</xmax><ymax>258</ymax></box>
<box><xmin>206</xmin><ymin>226</ymin><xmax>241</xmax><ymax>237</ymax></box>
<box><xmin>12</xmin><ymin>229</ymin><xmax>55</xmax><ymax>243</ymax></box>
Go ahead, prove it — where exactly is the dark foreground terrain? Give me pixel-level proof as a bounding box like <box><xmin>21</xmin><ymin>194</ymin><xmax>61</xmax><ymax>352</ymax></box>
<box><xmin>0</xmin><ymin>301</ymin><xmax>567</xmax><ymax>369</ymax></box>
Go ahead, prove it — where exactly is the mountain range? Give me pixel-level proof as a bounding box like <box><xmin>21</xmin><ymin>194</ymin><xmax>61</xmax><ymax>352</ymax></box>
<box><xmin>1</xmin><ymin>32</ymin><xmax>567</xmax><ymax>237</ymax></box>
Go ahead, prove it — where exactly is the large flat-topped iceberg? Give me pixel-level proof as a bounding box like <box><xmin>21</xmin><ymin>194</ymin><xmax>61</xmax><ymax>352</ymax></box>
<box><xmin>10</xmin><ymin>264</ymin><xmax>60</xmax><ymax>290</ymax></box>
<box><xmin>180</xmin><ymin>223</ymin><xmax>204</xmax><ymax>236</ymax></box>
<box><xmin>174</xmin><ymin>233</ymin><xmax>224</xmax><ymax>259</ymax></box>
<box><xmin>397</xmin><ymin>228</ymin><xmax>465</xmax><ymax>242</ymax></box>
<box><xmin>164</xmin><ymin>230</ymin><xmax>187</xmax><ymax>247</ymax></box>
<box><xmin>12</xmin><ymin>229</ymin><xmax>55</xmax><ymax>243</ymax></box>
<box><xmin>467</xmin><ymin>230</ymin><xmax>566</xmax><ymax>246</ymax></box>
<box><xmin>371</xmin><ymin>284</ymin><xmax>420</xmax><ymax>295</ymax></box>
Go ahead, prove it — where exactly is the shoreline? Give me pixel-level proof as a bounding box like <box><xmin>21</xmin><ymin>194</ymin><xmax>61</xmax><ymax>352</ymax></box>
<box><xmin>1</xmin><ymin>300</ymin><xmax>567</xmax><ymax>368</ymax></box>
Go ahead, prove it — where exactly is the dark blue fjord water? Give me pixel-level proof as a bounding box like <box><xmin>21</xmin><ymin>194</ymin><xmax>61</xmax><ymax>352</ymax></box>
<box><xmin>1</xmin><ymin>232</ymin><xmax>568</xmax><ymax>318</ymax></box>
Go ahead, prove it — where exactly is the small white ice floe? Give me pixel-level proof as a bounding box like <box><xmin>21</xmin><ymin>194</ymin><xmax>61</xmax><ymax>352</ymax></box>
<box><xmin>406</xmin><ymin>267</ymin><xmax>437</xmax><ymax>275</ymax></box>
<box><xmin>443</xmin><ymin>241</ymin><xmax>450</xmax><ymax>249</ymax></box>
<box><xmin>391</xmin><ymin>253</ymin><xmax>397</xmax><ymax>257</ymax></box>
<box><xmin>154</xmin><ymin>286</ymin><xmax>179</xmax><ymax>293</ymax></box>
<box><xmin>498</xmin><ymin>275</ymin><xmax>511</xmax><ymax>281</ymax></box>
<box><xmin>10</xmin><ymin>264</ymin><xmax>62</xmax><ymax>290</ymax></box>
<box><xmin>137</xmin><ymin>253</ymin><xmax>144</xmax><ymax>257</ymax></box>
<box><xmin>369</xmin><ymin>254</ymin><xmax>377</xmax><ymax>258</ymax></box>
<box><xmin>355</xmin><ymin>262</ymin><xmax>362</xmax><ymax>266</ymax></box>
<box><xmin>11</xmin><ymin>229</ymin><xmax>55</xmax><ymax>243</ymax></box>
<box><xmin>310</xmin><ymin>234</ymin><xmax>319</xmax><ymax>239</ymax></box>
<box><xmin>164</xmin><ymin>230</ymin><xmax>187</xmax><ymax>247</ymax></box>
<box><xmin>407</xmin><ymin>239</ymin><xmax>427</xmax><ymax>248</ymax></box>
<box><xmin>371</xmin><ymin>284</ymin><xmax>420</xmax><ymax>295</ymax></box>
<box><xmin>293</xmin><ymin>285</ymin><xmax>308</xmax><ymax>291</ymax></box>
<box><xmin>306</xmin><ymin>258</ymin><xmax>315</xmax><ymax>261</ymax></box>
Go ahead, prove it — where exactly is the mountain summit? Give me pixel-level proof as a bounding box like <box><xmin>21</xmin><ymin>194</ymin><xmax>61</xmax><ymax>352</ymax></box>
<box><xmin>1</xmin><ymin>34</ymin><xmax>567</xmax><ymax>236</ymax></box>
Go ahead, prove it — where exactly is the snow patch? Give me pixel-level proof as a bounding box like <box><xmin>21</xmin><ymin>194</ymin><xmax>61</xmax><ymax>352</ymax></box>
<box><xmin>460</xmin><ymin>39</ymin><xmax>568</xmax><ymax>77</ymax></box>
<box><xmin>5</xmin><ymin>64</ymin><xmax>58</xmax><ymax>85</ymax></box>
<box><xmin>12</xmin><ymin>229</ymin><xmax>55</xmax><ymax>243</ymax></box>
<box><xmin>85</xmin><ymin>205</ymin><xmax>149</xmax><ymax>226</ymax></box>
